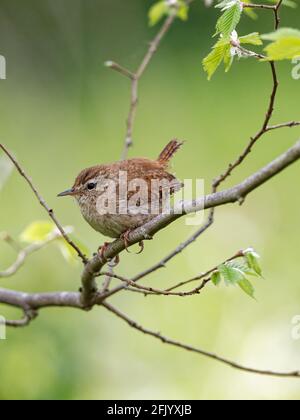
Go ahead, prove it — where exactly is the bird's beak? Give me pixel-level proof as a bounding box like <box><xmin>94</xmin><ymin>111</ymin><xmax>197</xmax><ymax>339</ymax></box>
<box><xmin>57</xmin><ymin>188</ymin><xmax>75</xmax><ymax>197</ymax></box>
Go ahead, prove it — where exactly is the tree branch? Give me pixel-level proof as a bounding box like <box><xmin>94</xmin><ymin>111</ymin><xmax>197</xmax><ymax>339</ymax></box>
<box><xmin>102</xmin><ymin>302</ymin><xmax>300</xmax><ymax>378</ymax></box>
<box><xmin>241</xmin><ymin>2</ymin><xmax>276</xmax><ymax>10</ymax></box>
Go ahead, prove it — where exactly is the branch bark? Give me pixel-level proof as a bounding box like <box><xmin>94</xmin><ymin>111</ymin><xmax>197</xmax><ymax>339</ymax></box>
<box><xmin>103</xmin><ymin>302</ymin><xmax>300</xmax><ymax>378</ymax></box>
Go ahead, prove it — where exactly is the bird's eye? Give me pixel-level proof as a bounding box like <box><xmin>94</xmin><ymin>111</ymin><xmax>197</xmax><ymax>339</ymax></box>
<box><xmin>87</xmin><ymin>182</ymin><xmax>97</xmax><ymax>190</ymax></box>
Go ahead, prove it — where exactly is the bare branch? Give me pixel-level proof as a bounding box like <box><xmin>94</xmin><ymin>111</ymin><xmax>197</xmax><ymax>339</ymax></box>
<box><xmin>242</xmin><ymin>3</ymin><xmax>276</xmax><ymax>10</ymax></box>
<box><xmin>98</xmin><ymin>244</ymin><xmax>244</xmax><ymax>298</ymax></box>
<box><xmin>106</xmin><ymin>3</ymin><xmax>193</xmax><ymax>160</ymax></box>
<box><xmin>267</xmin><ymin>121</ymin><xmax>300</xmax><ymax>132</ymax></box>
<box><xmin>1</xmin><ymin>308</ymin><xmax>38</xmax><ymax>328</ymax></box>
<box><xmin>274</xmin><ymin>0</ymin><xmax>284</xmax><ymax>30</ymax></box>
<box><xmin>0</xmin><ymin>287</ymin><xmax>82</xmax><ymax>310</ymax></box>
<box><xmin>166</xmin><ymin>250</ymin><xmax>244</xmax><ymax>292</ymax></box>
<box><xmin>213</xmin><ymin>62</ymin><xmax>279</xmax><ymax>189</ymax></box>
<box><xmin>102</xmin><ymin>302</ymin><xmax>300</xmax><ymax>378</ymax></box>
<box><xmin>0</xmin><ymin>144</ymin><xmax>88</xmax><ymax>264</ymax></box>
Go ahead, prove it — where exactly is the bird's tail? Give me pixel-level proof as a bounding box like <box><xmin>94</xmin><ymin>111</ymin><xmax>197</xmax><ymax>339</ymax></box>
<box><xmin>158</xmin><ymin>139</ymin><xmax>183</xmax><ymax>167</ymax></box>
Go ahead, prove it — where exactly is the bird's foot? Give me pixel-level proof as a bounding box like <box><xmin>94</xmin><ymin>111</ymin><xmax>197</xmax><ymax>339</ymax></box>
<box><xmin>120</xmin><ymin>230</ymin><xmax>132</xmax><ymax>253</ymax></box>
<box><xmin>98</xmin><ymin>242</ymin><xmax>111</xmax><ymax>261</ymax></box>
<box><xmin>120</xmin><ymin>230</ymin><xmax>144</xmax><ymax>254</ymax></box>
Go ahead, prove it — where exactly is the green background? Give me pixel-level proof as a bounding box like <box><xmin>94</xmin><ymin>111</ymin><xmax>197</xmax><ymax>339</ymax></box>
<box><xmin>0</xmin><ymin>0</ymin><xmax>300</xmax><ymax>400</ymax></box>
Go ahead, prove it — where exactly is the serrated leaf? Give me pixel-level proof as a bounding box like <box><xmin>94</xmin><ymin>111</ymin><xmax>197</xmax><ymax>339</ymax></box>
<box><xmin>262</xmin><ymin>28</ymin><xmax>300</xmax><ymax>61</ymax></box>
<box><xmin>148</xmin><ymin>1</ymin><xmax>168</xmax><ymax>26</ymax></box>
<box><xmin>223</xmin><ymin>45</ymin><xmax>233</xmax><ymax>72</ymax></box>
<box><xmin>239</xmin><ymin>32</ymin><xmax>262</xmax><ymax>46</ymax></box>
<box><xmin>211</xmin><ymin>271</ymin><xmax>222</xmax><ymax>286</ymax></box>
<box><xmin>245</xmin><ymin>251</ymin><xmax>262</xmax><ymax>277</ymax></box>
<box><xmin>20</xmin><ymin>221</ymin><xmax>56</xmax><ymax>243</ymax></box>
<box><xmin>216</xmin><ymin>0</ymin><xmax>238</xmax><ymax>10</ymax></box>
<box><xmin>203</xmin><ymin>38</ymin><xmax>230</xmax><ymax>80</ymax></box>
<box><xmin>219</xmin><ymin>262</ymin><xmax>246</xmax><ymax>285</ymax></box>
<box><xmin>238</xmin><ymin>278</ymin><xmax>255</xmax><ymax>298</ymax></box>
<box><xmin>215</xmin><ymin>2</ymin><xmax>243</xmax><ymax>38</ymax></box>
<box><xmin>262</xmin><ymin>28</ymin><xmax>300</xmax><ymax>41</ymax></box>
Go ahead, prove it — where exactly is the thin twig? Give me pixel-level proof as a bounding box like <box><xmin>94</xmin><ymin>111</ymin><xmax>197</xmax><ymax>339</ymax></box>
<box><xmin>0</xmin><ymin>144</ymin><xmax>88</xmax><ymax>264</ymax></box>
<box><xmin>213</xmin><ymin>0</ymin><xmax>285</xmax><ymax>190</ymax></box>
<box><xmin>165</xmin><ymin>250</ymin><xmax>244</xmax><ymax>292</ymax></box>
<box><xmin>106</xmin><ymin>4</ymin><xmax>191</xmax><ymax>160</ymax></box>
<box><xmin>267</xmin><ymin>121</ymin><xmax>300</xmax><ymax>132</ymax></box>
<box><xmin>0</xmin><ymin>308</ymin><xmax>38</xmax><ymax>328</ymax></box>
<box><xmin>99</xmin><ymin>250</ymin><xmax>243</xmax><ymax>297</ymax></box>
<box><xmin>212</xmin><ymin>62</ymin><xmax>279</xmax><ymax>189</ymax></box>
<box><xmin>274</xmin><ymin>0</ymin><xmax>284</xmax><ymax>30</ymax></box>
<box><xmin>100</xmin><ymin>258</ymin><xmax>119</xmax><ymax>293</ymax></box>
<box><xmin>242</xmin><ymin>3</ymin><xmax>276</xmax><ymax>10</ymax></box>
<box><xmin>103</xmin><ymin>302</ymin><xmax>300</xmax><ymax>378</ymax></box>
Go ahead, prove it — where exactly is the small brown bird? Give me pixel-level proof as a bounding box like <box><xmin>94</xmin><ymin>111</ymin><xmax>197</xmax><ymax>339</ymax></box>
<box><xmin>58</xmin><ymin>140</ymin><xmax>183</xmax><ymax>251</ymax></box>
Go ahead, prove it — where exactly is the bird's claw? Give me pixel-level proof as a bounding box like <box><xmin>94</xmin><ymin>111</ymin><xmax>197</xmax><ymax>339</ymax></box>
<box><xmin>98</xmin><ymin>242</ymin><xmax>110</xmax><ymax>261</ymax></box>
<box><xmin>120</xmin><ymin>231</ymin><xmax>144</xmax><ymax>255</ymax></box>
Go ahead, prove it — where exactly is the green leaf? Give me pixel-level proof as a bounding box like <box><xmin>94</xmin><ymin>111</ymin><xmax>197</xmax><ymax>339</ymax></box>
<box><xmin>20</xmin><ymin>221</ymin><xmax>56</xmax><ymax>243</ymax></box>
<box><xmin>203</xmin><ymin>38</ymin><xmax>229</xmax><ymax>80</ymax></box>
<box><xmin>239</xmin><ymin>32</ymin><xmax>262</xmax><ymax>46</ymax></box>
<box><xmin>238</xmin><ymin>278</ymin><xmax>255</xmax><ymax>298</ymax></box>
<box><xmin>148</xmin><ymin>1</ymin><xmax>168</xmax><ymax>26</ymax></box>
<box><xmin>177</xmin><ymin>1</ymin><xmax>189</xmax><ymax>21</ymax></box>
<box><xmin>215</xmin><ymin>2</ymin><xmax>243</xmax><ymax>38</ymax></box>
<box><xmin>282</xmin><ymin>0</ymin><xmax>298</xmax><ymax>8</ymax></box>
<box><xmin>219</xmin><ymin>262</ymin><xmax>246</xmax><ymax>285</ymax></box>
<box><xmin>211</xmin><ymin>271</ymin><xmax>222</xmax><ymax>286</ymax></box>
<box><xmin>57</xmin><ymin>237</ymin><xmax>89</xmax><ymax>265</ymax></box>
<box><xmin>245</xmin><ymin>250</ymin><xmax>262</xmax><ymax>277</ymax></box>
<box><xmin>223</xmin><ymin>45</ymin><xmax>233</xmax><ymax>72</ymax></box>
<box><xmin>262</xmin><ymin>28</ymin><xmax>300</xmax><ymax>61</ymax></box>
<box><xmin>148</xmin><ymin>0</ymin><xmax>189</xmax><ymax>26</ymax></box>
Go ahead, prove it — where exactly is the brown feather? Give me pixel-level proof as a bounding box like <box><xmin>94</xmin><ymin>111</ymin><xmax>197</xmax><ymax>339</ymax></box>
<box><xmin>157</xmin><ymin>139</ymin><xmax>183</xmax><ymax>167</ymax></box>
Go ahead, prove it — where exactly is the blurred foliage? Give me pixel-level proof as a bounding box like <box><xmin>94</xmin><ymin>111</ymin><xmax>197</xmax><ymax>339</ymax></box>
<box><xmin>0</xmin><ymin>0</ymin><xmax>300</xmax><ymax>400</ymax></box>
